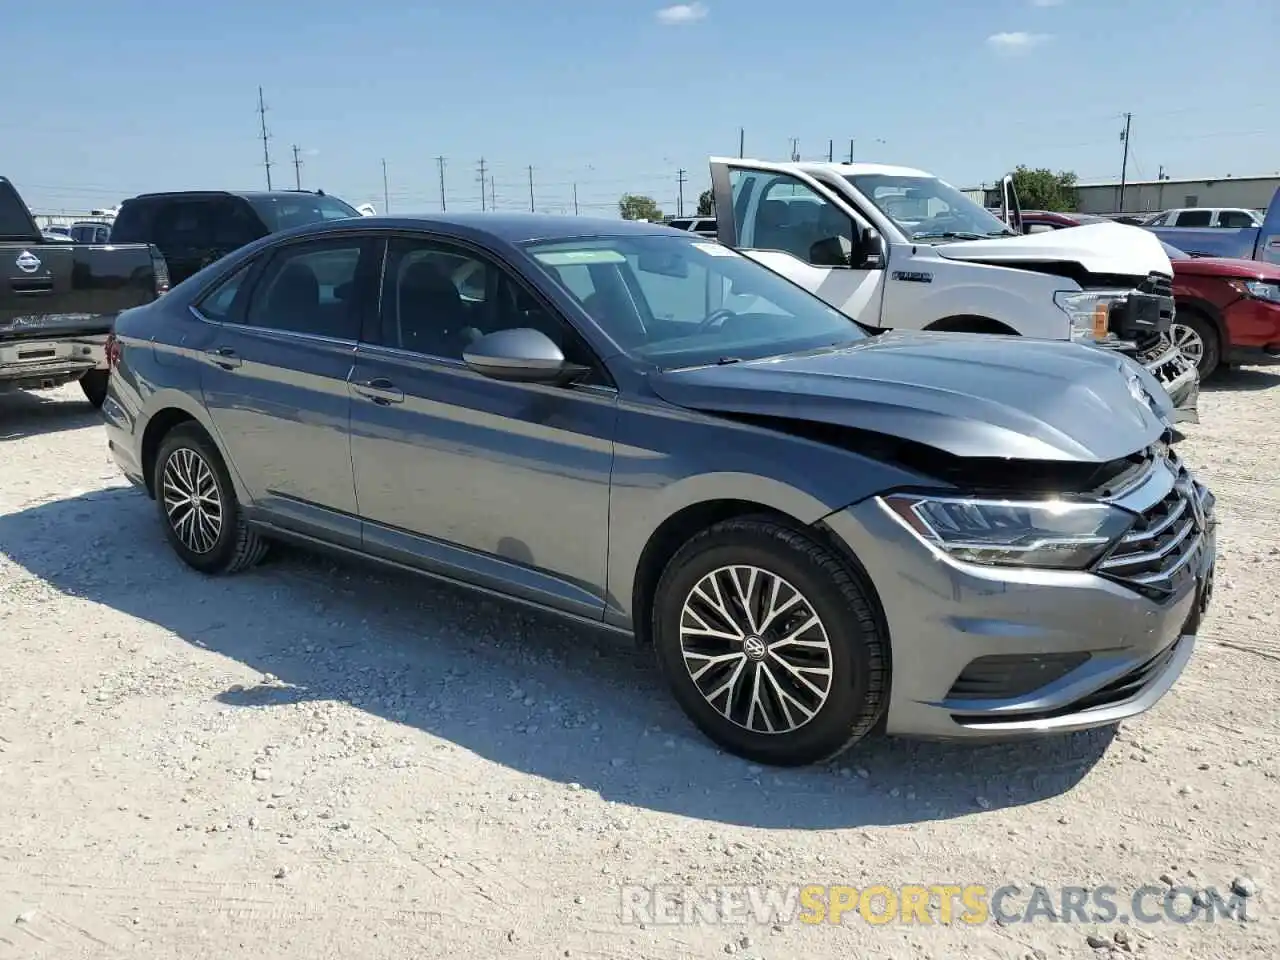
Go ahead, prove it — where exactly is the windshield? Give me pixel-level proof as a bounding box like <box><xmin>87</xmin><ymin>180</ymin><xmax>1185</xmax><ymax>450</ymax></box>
<box><xmin>523</xmin><ymin>234</ymin><xmax>866</xmax><ymax>368</ymax></box>
<box><xmin>246</xmin><ymin>194</ymin><xmax>360</xmax><ymax>232</ymax></box>
<box><xmin>846</xmin><ymin>174</ymin><xmax>1015</xmax><ymax>241</ymax></box>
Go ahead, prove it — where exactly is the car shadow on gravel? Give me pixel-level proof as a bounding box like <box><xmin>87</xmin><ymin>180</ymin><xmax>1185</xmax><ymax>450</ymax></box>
<box><xmin>0</xmin><ymin>487</ymin><xmax>1114</xmax><ymax>830</ymax></box>
<box><xmin>0</xmin><ymin>389</ymin><xmax>100</xmax><ymax>441</ymax></box>
<box><xmin>1201</xmin><ymin>365</ymin><xmax>1280</xmax><ymax>393</ymax></box>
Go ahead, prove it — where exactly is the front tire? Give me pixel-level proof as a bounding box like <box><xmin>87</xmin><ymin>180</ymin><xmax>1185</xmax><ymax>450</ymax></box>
<box><xmin>652</xmin><ymin>518</ymin><xmax>889</xmax><ymax>767</ymax></box>
<box><xmin>80</xmin><ymin>370</ymin><xmax>109</xmax><ymax>408</ymax></box>
<box><xmin>153</xmin><ymin>424</ymin><xmax>268</xmax><ymax>575</ymax></box>
<box><xmin>1171</xmin><ymin>311</ymin><xmax>1220</xmax><ymax>378</ymax></box>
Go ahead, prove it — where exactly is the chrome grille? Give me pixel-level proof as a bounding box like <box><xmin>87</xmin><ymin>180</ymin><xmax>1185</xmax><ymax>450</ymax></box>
<box><xmin>1098</xmin><ymin>453</ymin><xmax>1209</xmax><ymax>596</ymax></box>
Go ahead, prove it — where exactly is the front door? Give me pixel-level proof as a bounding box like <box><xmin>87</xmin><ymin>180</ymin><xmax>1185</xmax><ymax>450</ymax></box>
<box><xmin>347</xmin><ymin>234</ymin><xmax>616</xmax><ymax>619</ymax></box>
<box><xmin>196</xmin><ymin>234</ymin><xmax>380</xmax><ymax>547</ymax></box>
<box><xmin>710</xmin><ymin>159</ymin><xmax>886</xmax><ymax>327</ymax></box>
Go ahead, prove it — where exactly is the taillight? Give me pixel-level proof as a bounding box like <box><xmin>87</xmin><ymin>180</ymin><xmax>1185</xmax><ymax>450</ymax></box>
<box><xmin>105</xmin><ymin>331</ymin><xmax>122</xmax><ymax>369</ymax></box>
<box><xmin>151</xmin><ymin>246</ymin><xmax>171</xmax><ymax>297</ymax></box>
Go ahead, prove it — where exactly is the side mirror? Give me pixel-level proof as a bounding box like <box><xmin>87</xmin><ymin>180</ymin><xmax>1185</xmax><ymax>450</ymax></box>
<box><xmin>462</xmin><ymin>328</ymin><xmax>586</xmax><ymax>384</ymax></box>
<box><xmin>852</xmin><ymin>226</ymin><xmax>884</xmax><ymax>269</ymax></box>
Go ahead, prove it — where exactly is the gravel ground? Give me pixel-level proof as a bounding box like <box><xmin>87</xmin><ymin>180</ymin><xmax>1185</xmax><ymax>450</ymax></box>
<box><xmin>0</xmin><ymin>371</ymin><xmax>1277</xmax><ymax>960</ymax></box>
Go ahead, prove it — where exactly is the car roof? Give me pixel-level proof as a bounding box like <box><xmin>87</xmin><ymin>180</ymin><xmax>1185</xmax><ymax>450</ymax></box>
<box><xmin>307</xmin><ymin>212</ymin><xmax>690</xmax><ymax>244</ymax></box>
<box><xmin>124</xmin><ymin>190</ymin><xmax>332</xmax><ymax>203</ymax></box>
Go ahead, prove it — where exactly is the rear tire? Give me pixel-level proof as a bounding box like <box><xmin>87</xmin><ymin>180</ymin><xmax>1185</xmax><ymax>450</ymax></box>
<box><xmin>651</xmin><ymin>518</ymin><xmax>889</xmax><ymax>767</ymax></box>
<box><xmin>1171</xmin><ymin>311</ymin><xmax>1220</xmax><ymax>378</ymax></box>
<box><xmin>153</xmin><ymin>423</ymin><xmax>268</xmax><ymax>575</ymax></box>
<box><xmin>80</xmin><ymin>370</ymin><xmax>109</xmax><ymax>408</ymax></box>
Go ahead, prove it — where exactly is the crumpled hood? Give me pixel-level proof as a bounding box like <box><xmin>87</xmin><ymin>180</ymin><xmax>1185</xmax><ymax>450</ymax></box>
<box><xmin>649</xmin><ymin>331</ymin><xmax>1173</xmax><ymax>462</ymax></box>
<box><xmin>933</xmin><ymin>222</ymin><xmax>1172</xmax><ymax>278</ymax></box>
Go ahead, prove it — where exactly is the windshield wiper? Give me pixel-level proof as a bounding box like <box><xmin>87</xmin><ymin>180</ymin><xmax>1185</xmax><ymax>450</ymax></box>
<box><xmin>911</xmin><ymin>231</ymin><xmax>989</xmax><ymax>241</ymax></box>
<box><xmin>715</xmin><ymin>356</ymin><xmax>742</xmax><ymax>365</ymax></box>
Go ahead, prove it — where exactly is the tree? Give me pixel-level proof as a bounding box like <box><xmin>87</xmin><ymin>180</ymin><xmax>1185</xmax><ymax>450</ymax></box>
<box><xmin>1010</xmin><ymin>166</ymin><xmax>1079</xmax><ymax>212</ymax></box>
<box><xmin>619</xmin><ymin>194</ymin><xmax>664</xmax><ymax>221</ymax></box>
<box><xmin>697</xmin><ymin>189</ymin><xmax>714</xmax><ymax>217</ymax></box>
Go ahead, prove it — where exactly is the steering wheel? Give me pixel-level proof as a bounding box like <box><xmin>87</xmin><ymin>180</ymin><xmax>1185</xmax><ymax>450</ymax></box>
<box><xmin>695</xmin><ymin>308</ymin><xmax>737</xmax><ymax>334</ymax></box>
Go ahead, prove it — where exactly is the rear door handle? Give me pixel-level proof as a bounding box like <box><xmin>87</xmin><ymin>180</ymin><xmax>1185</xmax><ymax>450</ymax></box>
<box><xmin>352</xmin><ymin>377</ymin><xmax>404</xmax><ymax>404</ymax></box>
<box><xmin>205</xmin><ymin>347</ymin><xmax>242</xmax><ymax>369</ymax></box>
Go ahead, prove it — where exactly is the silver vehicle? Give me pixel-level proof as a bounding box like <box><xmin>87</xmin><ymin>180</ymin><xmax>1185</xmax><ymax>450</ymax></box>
<box><xmin>102</xmin><ymin>214</ymin><xmax>1217</xmax><ymax>766</ymax></box>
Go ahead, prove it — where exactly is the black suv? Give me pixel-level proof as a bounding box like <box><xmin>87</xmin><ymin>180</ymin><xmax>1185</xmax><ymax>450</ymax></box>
<box><xmin>109</xmin><ymin>189</ymin><xmax>361</xmax><ymax>286</ymax></box>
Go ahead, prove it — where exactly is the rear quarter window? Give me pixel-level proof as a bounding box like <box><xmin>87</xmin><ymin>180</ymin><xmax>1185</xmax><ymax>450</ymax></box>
<box><xmin>109</xmin><ymin>200</ymin><xmax>159</xmax><ymax>243</ymax></box>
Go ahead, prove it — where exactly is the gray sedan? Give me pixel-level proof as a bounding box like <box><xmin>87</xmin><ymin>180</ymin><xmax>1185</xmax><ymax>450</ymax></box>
<box><xmin>101</xmin><ymin>214</ymin><xmax>1217</xmax><ymax>766</ymax></box>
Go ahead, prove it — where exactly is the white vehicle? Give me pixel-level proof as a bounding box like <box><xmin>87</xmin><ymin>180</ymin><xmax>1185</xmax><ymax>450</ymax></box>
<box><xmin>707</xmin><ymin>157</ymin><xmax>1197</xmax><ymax>418</ymax></box>
<box><xmin>1145</xmin><ymin>208</ymin><xmax>1262</xmax><ymax>229</ymax></box>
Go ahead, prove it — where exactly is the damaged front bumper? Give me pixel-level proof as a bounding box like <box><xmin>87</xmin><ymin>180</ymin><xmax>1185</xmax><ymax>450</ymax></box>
<box><xmin>1096</xmin><ymin>333</ymin><xmax>1200</xmax><ymax>425</ymax></box>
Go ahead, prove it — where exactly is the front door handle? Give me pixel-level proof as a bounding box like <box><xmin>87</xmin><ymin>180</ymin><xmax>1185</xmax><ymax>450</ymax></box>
<box><xmin>205</xmin><ymin>347</ymin><xmax>242</xmax><ymax>369</ymax></box>
<box><xmin>352</xmin><ymin>377</ymin><xmax>404</xmax><ymax>404</ymax></box>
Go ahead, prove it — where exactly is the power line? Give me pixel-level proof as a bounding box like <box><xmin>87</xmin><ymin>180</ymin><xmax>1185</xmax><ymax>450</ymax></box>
<box><xmin>292</xmin><ymin>145</ymin><xmax>303</xmax><ymax>191</ymax></box>
<box><xmin>257</xmin><ymin>86</ymin><xmax>273</xmax><ymax>190</ymax></box>
<box><xmin>436</xmin><ymin>156</ymin><xmax>447</xmax><ymax>211</ymax></box>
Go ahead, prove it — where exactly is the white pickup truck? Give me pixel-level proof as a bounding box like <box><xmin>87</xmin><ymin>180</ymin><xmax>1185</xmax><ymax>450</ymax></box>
<box><xmin>705</xmin><ymin>157</ymin><xmax>1199</xmax><ymax>419</ymax></box>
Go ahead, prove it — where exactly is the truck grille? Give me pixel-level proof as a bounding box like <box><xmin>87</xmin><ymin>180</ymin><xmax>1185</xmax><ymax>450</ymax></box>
<box><xmin>1096</xmin><ymin>451</ymin><xmax>1212</xmax><ymax>597</ymax></box>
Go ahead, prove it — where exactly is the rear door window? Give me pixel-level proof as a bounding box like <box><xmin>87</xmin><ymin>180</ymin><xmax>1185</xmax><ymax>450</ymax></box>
<box><xmin>108</xmin><ymin>199</ymin><xmax>159</xmax><ymax>243</ymax></box>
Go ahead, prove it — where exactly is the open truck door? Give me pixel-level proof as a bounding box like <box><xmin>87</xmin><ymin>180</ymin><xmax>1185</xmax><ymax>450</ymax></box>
<box><xmin>709</xmin><ymin>157</ymin><xmax>887</xmax><ymax>327</ymax></box>
<box><xmin>1257</xmin><ymin>186</ymin><xmax>1280</xmax><ymax>265</ymax></box>
<box><xmin>1000</xmin><ymin>173</ymin><xmax>1023</xmax><ymax>236</ymax></box>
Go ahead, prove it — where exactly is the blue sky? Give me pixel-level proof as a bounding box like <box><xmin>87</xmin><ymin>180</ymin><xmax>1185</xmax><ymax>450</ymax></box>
<box><xmin>5</xmin><ymin>0</ymin><xmax>1276</xmax><ymax>217</ymax></box>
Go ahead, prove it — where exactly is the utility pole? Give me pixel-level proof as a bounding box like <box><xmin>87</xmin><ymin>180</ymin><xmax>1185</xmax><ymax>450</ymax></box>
<box><xmin>490</xmin><ymin>176</ymin><xmax>496</xmax><ymax>209</ymax></box>
<box><xmin>528</xmin><ymin>165</ymin><xmax>535</xmax><ymax>212</ymax></box>
<box><xmin>257</xmin><ymin>86</ymin><xmax>273</xmax><ymax>190</ymax></box>
<box><xmin>478</xmin><ymin>158</ymin><xmax>487</xmax><ymax>211</ymax></box>
<box><xmin>436</xmin><ymin>156</ymin><xmax>447</xmax><ymax>211</ymax></box>
<box><xmin>572</xmin><ymin>183</ymin><xmax>579</xmax><ymax>215</ymax></box>
<box><xmin>1118</xmin><ymin>112</ymin><xmax>1133</xmax><ymax>212</ymax></box>
<box><xmin>790</xmin><ymin>138</ymin><xmax>800</xmax><ymax>162</ymax></box>
<box><xmin>827</xmin><ymin>139</ymin><xmax>834</xmax><ymax>162</ymax></box>
<box><xmin>848</xmin><ymin>139</ymin><xmax>855</xmax><ymax>164</ymax></box>
<box><xmin>381</xmin><ymin>159</ymin><xmax>390</xmax><ymax>214</ymax></box>
<box><xmin>291</xmin><ymin>145</ymin><xmax>303</xmax><ymax>190</ymax></box>
<box><xmin>676</xmin><ymin>168</ymin><xmax>687</xmax><ymax>217</ymax></box>
<box><xmin>738</xmin><ymin>127</ymin><xmax>745</xmax><ymax>158</ymax></box>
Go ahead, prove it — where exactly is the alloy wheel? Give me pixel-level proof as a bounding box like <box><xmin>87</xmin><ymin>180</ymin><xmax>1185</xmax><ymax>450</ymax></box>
<box><xmin>1170</xmin><ymin>322</ymin><xmax>1205</xmax><ymax>367</ymax></box>
<box><xmin>678</xmin><ymin>565</ymin><xmax>834</xmax><ymax>734</ymax></box>
<box><xmin>161</xmin><ymin>447</ymin><xmax>224</xmax><ymax>555</ymax></box>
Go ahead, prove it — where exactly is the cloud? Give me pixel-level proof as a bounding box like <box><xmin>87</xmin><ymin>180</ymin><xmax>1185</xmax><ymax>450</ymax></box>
<box><xmin>656</xmin><ymin>3</ymin><xmax>708</xmax><ymax>25</ymax></box>
<box><xmin>986</xmin><ymin>31</ymin><xmax>1051</xmax><ymax>54</ymax></box>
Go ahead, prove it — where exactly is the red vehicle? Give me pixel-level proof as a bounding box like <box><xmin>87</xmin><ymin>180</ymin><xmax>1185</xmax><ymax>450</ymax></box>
<box><xmin>1021</xmin><ymin>211</ymin><xmax>1280</xmax><ymax>378</ymax></box>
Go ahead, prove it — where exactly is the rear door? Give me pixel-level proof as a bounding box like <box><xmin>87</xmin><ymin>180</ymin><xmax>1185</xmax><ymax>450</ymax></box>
<box><xmin>710</xmin><ymin>158</ymin><xmax>886</xmax><ymax>326</ymax></box>
<box><xmin>196</xmin><ymin>233</ymin><xmax>381</xmax><ymax>546</ymax></box>
<box><xmin>1257</xmin><ymin>188</ymin><xmax>1280</xmax><ymax>264</ymax></box>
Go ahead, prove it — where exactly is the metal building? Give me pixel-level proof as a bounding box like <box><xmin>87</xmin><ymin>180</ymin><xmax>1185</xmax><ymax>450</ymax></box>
<box><xmin>1073</xmin><ymin>174</ymin><xmax>1280</xmax><ymax>215</ymax></box>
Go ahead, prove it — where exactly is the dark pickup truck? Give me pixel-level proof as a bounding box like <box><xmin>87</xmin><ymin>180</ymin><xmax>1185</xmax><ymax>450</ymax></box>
<box><xmin>1</xmin><ymin>177</ymin><xmax>167</xmax><ymax>407</ymax></box>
